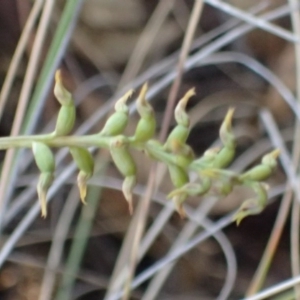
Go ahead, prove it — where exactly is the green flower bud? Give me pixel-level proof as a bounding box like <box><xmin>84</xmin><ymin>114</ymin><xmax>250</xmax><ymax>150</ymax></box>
<box><xmin>219</xmin><ymin>108</ymin><xmax>235</xmax><ymax>149</ymax></box>
<box><xmin>54</xmin><ymin>105</ymin><xmax>76</xmax><ymax>136</ymax></box>
<box><xmin>110</xmin><ymin>136</ymin><xmax>137</xmax><ymax>177</ymax></box>
<box><xmin>168</xmin><ymin>164</ymin><xmax>189</xmax><ymax>188</ymax></box>
<box><xmin>53</xmin><ymin>70</ymin><xmax>76</xmax><ymax>136</ymax></box>
<box><xmin>37</xmin><ymin>172</ymin><xmax>54</xmax><ymax>218</ymax></box>
<box><xmin>122</xmin><ymin>175</ymin><xmax>136</xmax><ymax>214</ymax></box>
<box><xmin>164</xmin><ymin>126</ymin><xmax>189</xmax><ymax>153</ymax></box>
<box><xmin>32</xmin><ymin>142</ymin><xmax>55</xmax><ymax>173</ymax></box>
<box><xmin>133</xmin><ymin>83</ymin><xmax>156</xmax><ymax>143</ymax></box>
<box><xmin>69</xmin><ymin>147</ymin><xmax>94</xmax><ymax>204</ymax></box>
<box><xmin>212</xmin><ymin>146</ymin><xmax>235</xmax><ymax>169</ymax></box>
<box><xmin>54</xmin><ymin>70</ymin><xmax>73</xmax><ymax>106</ymax></box>
<box><xmin>233</xmin><ymin>182</ymin><xmax>268</xmax><ymax>225</ymax></box>
<box><xmin>239</xmin><ymin>149</ymin><xmax>280</xmax><ymax>182</ymax></box>
<box><xmin>99</xmin><ymin>90</ymin><xmax>133</xmax><ymax>136</ymax></box>
<box><xmin>164</xmin><ymin>89</ymin><xmax>195</xmax><ymax>153</ymax></box>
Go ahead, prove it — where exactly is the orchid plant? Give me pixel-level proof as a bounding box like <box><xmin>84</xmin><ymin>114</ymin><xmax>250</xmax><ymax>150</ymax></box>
<box><xmin>0</xmin><ymin>71</ymin><xmax>280</xmax><ymax>224</ymax></box>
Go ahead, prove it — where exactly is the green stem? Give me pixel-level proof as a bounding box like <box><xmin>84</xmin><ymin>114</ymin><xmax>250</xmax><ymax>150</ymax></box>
<box><xmin>0</xmin><ymin>134</ymin><xmax>111</xmax><ymax>150</ymax></box>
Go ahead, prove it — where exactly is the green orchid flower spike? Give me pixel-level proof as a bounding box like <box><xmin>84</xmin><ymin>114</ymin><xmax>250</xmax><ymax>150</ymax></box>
<box><xmin>0</xmin><ymin>72</ymin><xmax>280</xmax><ymax>222</ymax></box>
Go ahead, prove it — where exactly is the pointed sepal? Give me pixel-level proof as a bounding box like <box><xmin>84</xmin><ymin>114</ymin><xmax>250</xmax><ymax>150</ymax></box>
<box><xmin>174</xmin><ymin>88</ymin><xmax>195</xmax><ymax>127</ymax></box>
<box><xmin>54</xmin><ymin>70</ymin><xmax>73</xmax><ymax>106</ymax></box>
<box><xmin>69</xmin><ymin>147</ymin><xmax>94</xmax><ymax>204</ymax></box>
<box><xmin>233</xmin><ymin>183</ymin><xmax>268</xmax><ymax>225</ymax></box>
<box><xmin>219</xmin><ymin>108</ymin><xmax>235</xmax><ymax>149</ymax></box>
<box><xmin>122</xmin><ymin>175</ymin><xmax>136</xmax><ymax>214</ymax></box>
<box><xmin>37</xmin><ymin>172</ymin><xmax>54</xmax><ymax>218</ymax></box>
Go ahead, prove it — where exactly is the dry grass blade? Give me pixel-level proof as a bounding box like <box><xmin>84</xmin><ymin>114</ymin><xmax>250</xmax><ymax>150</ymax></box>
<box><xmin>113</xmin><ymin>3</ymin><xmax>205</xmax><ymax>299</ymax></box>
<box><xmin>242</xmin><ymin>274</ymin><xmax>300</xmax><ymax>300</ymax></box>
<box><xmin>0</xmin><ymin>0</ymin><xmax>56</xmax><ymax>232</ymax></box>
<box><xmin>205</xmin><ymin>0</ymin><xmax>298</xmax><ymax>43</ymax></box>
<box><xmin>0</xmin><ymin>0</ymin><xmax>44</xmax><ymax>120</ymax></box>
<box><xmin>38</xmin><ymin>187</ymin><xmax>80</xmax><ymax>300</ymax></box>
<box><xmin>118</xmin><ymin>0</ymin><xmax>174</xmax><ymax>89</ymax></box>
<box><xmin>287</xmin><ymin>1</ymin><xmax>300</xmax><ymax>299</ymax></box>
<box><xmin>1</xmin><ymin>2</ymin><xmax>300</xmax><ymax>298</ymax></box>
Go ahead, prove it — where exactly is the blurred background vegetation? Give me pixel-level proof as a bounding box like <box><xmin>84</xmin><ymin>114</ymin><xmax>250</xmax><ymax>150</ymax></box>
<box><xmin>0</xmin><ymin>0</ymin><xmax>298</xmax><ymax>299</ymax></box>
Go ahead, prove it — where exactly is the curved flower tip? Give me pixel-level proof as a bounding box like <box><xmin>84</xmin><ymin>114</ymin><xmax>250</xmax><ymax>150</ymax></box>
<box><xmin>138</xmin><ymin>83</ymin><xmax>148</xmax><ymax>105</ymax></box>
<box><xmin>54</xmin><ymin>69</ymin><xmax>72</xmax><ymax>106</ymax></box>
<box><xmin>37</xmin><ymin>188</ymin><xmax>47</xmax><ymax>218</ymax></box>
<box><xmin>232</xmin><ymin>199</ymin><xmax>258</xmax><ymax>226</ymax></box>
<box><xmin>37</xmin><ymin>172</ymin><xmax>54</xmax><ymax>218</ymax></box>
<box><xmin>262</xmin><ymin>149</ymin><xmax>280</xmax><ymax>167</ymax></box>
<box><xmin>219</xmin><ymin>107</ymin><xmax>235</xmax><ymax>146</ymax></box>
<box><xmin>115</xmin><ymin>89</ymin><xmax>134</xmax><ymax>111</ymax></box>
<box><xmin>270</xmin><ymin>148</ymin><xmax>280</xmax><ymax>158</ymax></box>
<box><xmin>122</xmin><ymin>176</ymin><xmax>136</xmax><ymax>215</ymax></box>
<box><xmin>225</xmin><ymin>107</ymin><xmax>235</xmax><ymax>124</ymax></box>
<box><xmin>77</xmin><ymin>171</ymin><xmax>91</xmax><ymax>205</ymax></box>
<box><xmin>222</xmin><ymin>107</ymin><xmax>235</xmax><ymax>131</ymax></box>
<box><xmin>136</xmin><ymin>82</ymin><xmax>154</xmax><ymax>120</ymax></box>
<box><xmin>176</xmin><ymin>88</ymin><xmax>196</xmax><ymax>112</ymax></box>
<box><xmin>233</xmin><ymin>192</ymin><xmax>266</xmax><ymax>225</ymax></box>
<box><xmin>174</xmin><ymin>88</ymin><xmax>195</xmax><ymax>127</ymax></box>
<box><xmin>172</xmin><ymin>195</ymin><xmax>186</xmax><ymax>219</ymax></box>
<box><xmin>180</xmin><ymin>88</ymin><xmax>196</xmax><ymax>107</ymax></box>
<box><xmin>55</xmin><ymin>69</ymin><xmax>62</xmax><ymax>83</ymax></box>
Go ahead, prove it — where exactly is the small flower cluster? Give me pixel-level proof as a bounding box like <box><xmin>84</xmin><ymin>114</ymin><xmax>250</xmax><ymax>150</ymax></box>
<box><xmin>25</xmin><ymin>71</ymin><xmax>280</xmax><ymax>223</ymax></box>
